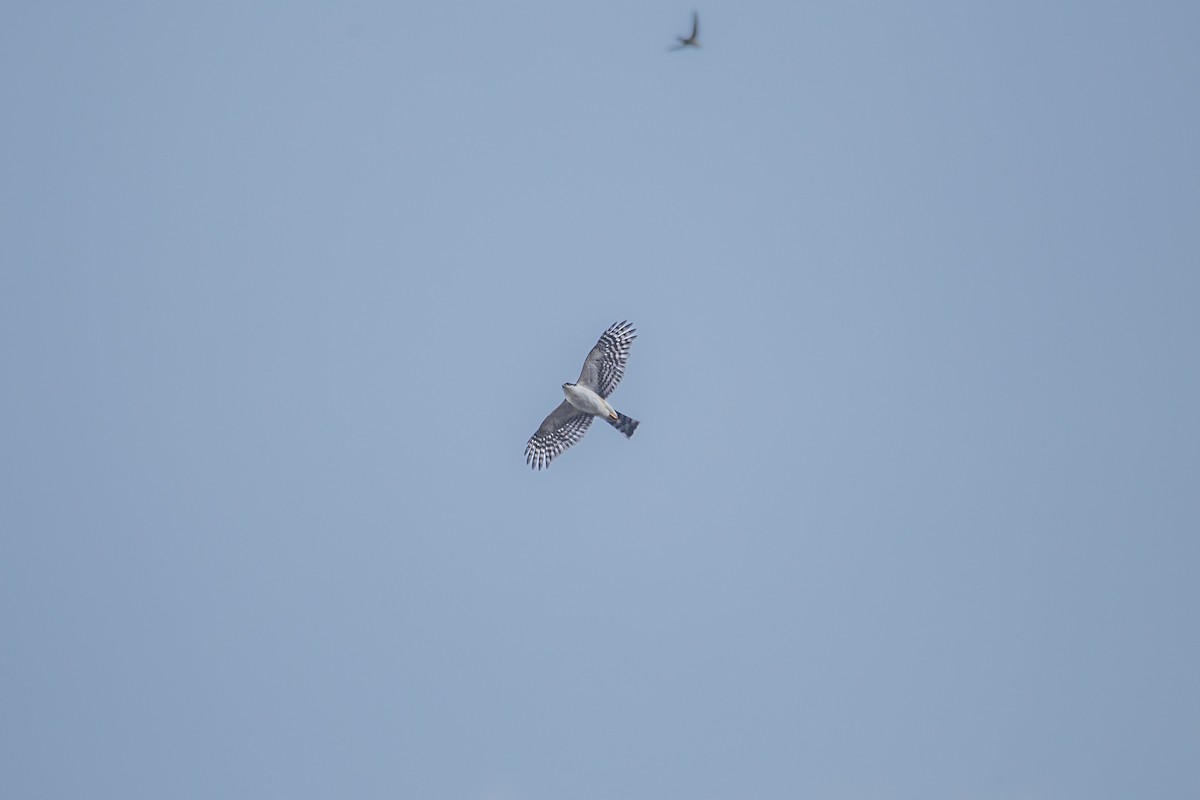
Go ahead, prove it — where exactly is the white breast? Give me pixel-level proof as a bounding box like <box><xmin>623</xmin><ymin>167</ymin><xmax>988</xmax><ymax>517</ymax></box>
<box><xmin>563</xmin><ymin>384</ymin><xmax>612</xmax><ymax>417</ymax></box>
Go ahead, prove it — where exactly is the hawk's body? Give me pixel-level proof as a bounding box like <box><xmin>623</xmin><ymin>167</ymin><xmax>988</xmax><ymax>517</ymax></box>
<box><xmin>525</xmin><ymin>321</ymin><xmax>640</xmax><ymax>470</ymax></box>
<box><xmin>563</xmin><ymin>383</ymin><xmax>614</xmax><ymax>418</ymax></box>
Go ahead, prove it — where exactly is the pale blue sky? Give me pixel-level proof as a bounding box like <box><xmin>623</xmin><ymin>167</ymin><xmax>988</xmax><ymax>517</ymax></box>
<box><xmin>2</xmin><ymin>3</ymin><xmax>1198</xmax><ymax>798</ymax></box>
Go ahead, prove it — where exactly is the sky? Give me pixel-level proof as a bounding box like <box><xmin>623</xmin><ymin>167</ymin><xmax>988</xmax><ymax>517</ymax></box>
<box><xmin>2</xmin><ymin>2</ymin><xmax>1198</xmax><ymax>798</ymax></box>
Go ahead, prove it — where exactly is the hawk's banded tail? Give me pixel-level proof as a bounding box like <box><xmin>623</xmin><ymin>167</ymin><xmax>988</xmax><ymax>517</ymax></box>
<box><xmin>608</xmin><ymin>411</ymin><xmax>639</xmax><ymax>438</ymax></box>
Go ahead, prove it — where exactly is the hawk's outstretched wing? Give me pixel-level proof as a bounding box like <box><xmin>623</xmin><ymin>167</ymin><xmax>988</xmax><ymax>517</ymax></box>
<box><xmin>525</xmin><ymin>401</ymin><xmax>595</xmax><ymax>470</ymax></box>
<box><xmin>576</xmin><ymin>320</ymin><xmax>637</xmax><ymax>399</ymax></box>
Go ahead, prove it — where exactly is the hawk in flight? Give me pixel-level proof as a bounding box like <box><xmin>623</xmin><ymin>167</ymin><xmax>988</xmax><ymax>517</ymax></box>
<box><xmin>670</xmin><ymin>11</ymin><xmax>700</xmax><ymax>50</ymax></box>
<box><xmin>525</xmin><ymin>321</ymin><xmax>641</xmax><ymax>470</ymax></box>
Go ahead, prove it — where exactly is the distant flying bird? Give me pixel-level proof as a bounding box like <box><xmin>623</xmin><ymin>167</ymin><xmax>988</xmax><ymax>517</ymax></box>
<box><xmin>525</xmin><ymin>321</ymin><xmax>641</xmax><ymax>470</ymax></box>
<box><xmin>670</xmin><ymin>11</ymin><xmax>700</xmax><ymax>50</ymax></box>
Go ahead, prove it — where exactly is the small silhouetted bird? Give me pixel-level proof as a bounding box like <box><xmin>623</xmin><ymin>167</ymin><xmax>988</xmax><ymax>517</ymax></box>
<box><xmin>670</xmin><ymin>11</ymin><xmax>700</xmax><ymax>50</ymax></box>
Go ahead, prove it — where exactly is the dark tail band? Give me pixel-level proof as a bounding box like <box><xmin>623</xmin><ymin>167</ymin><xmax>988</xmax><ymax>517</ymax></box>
<box><xmin>608</xmin><ymin>411</ymin><xmax>639</xmax><ymax>438</ymax></box>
